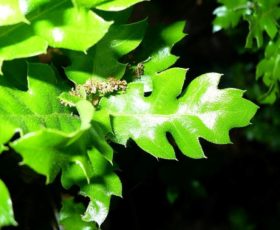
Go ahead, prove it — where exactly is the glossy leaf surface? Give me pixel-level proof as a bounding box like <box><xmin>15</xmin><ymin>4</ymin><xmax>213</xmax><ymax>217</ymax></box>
<box><xmin>100</xmin><ymin>68</ymin><xmax>258</xmax><ymax>159</ymax></box>
<box><xmin>0</xmin><ymin>179</ymin><xmax>17</xmax><ymax>227</ymax></box>
<box><xmin>66</xmin><ymin>20</ymin><xmax>147</xmax><ymax>84</ymax></box>
<box><xmin>59</xmin><ymin>198</ymin><xmax>98</xmax><ymax>230</ymax></box>
<box><xmin>136</xmin><ymin>21</ymin><xmax>186</xmax><ymax>76</ymax></box>
<box><xmin>0</xmin><ymin>0</ymin><xmax>111</xmax><ymax>66</ymax></box>
<box><xmin>0</xmin><ymin>0</ymin><xmax>28</xmax><ymax>26</ymax></box>
<box><xmin>62</xmin><ymin>149</ymin><xmax>122</xmax><ymax>226</ymax></box>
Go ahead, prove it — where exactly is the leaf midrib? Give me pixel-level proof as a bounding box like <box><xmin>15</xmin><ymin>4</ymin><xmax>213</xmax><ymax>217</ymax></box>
<box><xmin>109</xmin><ymin>109</ymin><xmax>245</xmax><ymax>118</ymax></box>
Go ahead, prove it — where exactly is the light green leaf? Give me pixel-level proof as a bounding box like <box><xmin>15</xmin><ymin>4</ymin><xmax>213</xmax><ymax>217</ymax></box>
<box><xmin>59</xmin><ymin>198</ymin><xmax>98</xmax><ymax>230</ymax></box>
<box><xmin>73</xmin><ymin>0</ymin><xmax>146</xmax><ymax>11</ymax></box>
<box><xmin>256</xmin><ymin>40</ymin><xmax>280</xmax><ymax>104</ymax></box>
<box><xmin>0</xmin><ymin>0</ymin><xmax>112</xmax><ymax>65</ymax></box>
<box><xmin>10</xmin><ymin>97</ymin><xmax>114</xmax><ymax>183</ymax></box>
<box><xmin>0</xmin><ymin>0</ymin><xmax>28</xmax><ymax>26</ymax></box>
<box><xmin>10</xmin><ymin>99</ymin><xmax>94</xmax><ymax>183</ymax></box>
<box><xmin>213</xmin><ymin>0</ymin><xmax>250</xmax><ymax>32</ymax></box>
<box><xmin>66</xmin><ymin>20</ymin><xmax>147</xmax><ymax>84</ymax></box>
<box><xmin>0</xmin><ymin>62</ymin><xmax>80</xmax><ymax>152</ymax></box>
<box><xmin>245</xmin><ymin>0</ymin><xmax>280</xmax><ymax>48</ymax></box>
<box><xmin>128</xmin><ymin>21</ymin><xmax>186</xmax><ymax>92</ymax></box>
<box><xmin>136</xmin><ymin>21</ymin><xmax>186</xmax><ymax>76</ymax></box>
<box><xmin>0</xmin><ymin>179</ymin><xmax>17</xmax><ymax>227</ymax></box>
<box><xmin>100</xmin><ymin>68</ymin><xmax>258</xmax><ymax>159</ymax></box>
<box><xmin>62</xmin><ymin>149</ymin><xmax>122</xmax><ymax>226</ymax></box>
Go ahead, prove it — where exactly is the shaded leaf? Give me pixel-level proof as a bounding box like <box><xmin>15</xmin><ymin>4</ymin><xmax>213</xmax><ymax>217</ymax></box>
<box><xmin>61</xmin><ymin>149</ymin><xmax>122</xmax><ymax>226</ymax></box>
<box><xmin>100</xmin><ymin>68</ymin><xmax>258</xmax><ymax>159</ymax></box>
<box><xmin>66</xmin><ymin>20</ymin><xmax>147</xmax><ymax>84</ymax></box>
<box><xmin>213</xmin><ymin>0</ymin><xmax>250</xmax><ymax>32</ymax></box>
<box><xmin>11</xmin><ymin>99</ymin><xmax>114</xmax><ymax>185</ymax></box>
<box><xmin>0</xmin><ymin>62</ymin><xmax>80</xmax><ymax>152</ymax></box>
<box><xmin>10</xmin><ymin>99</ymin><xmax>95</xmax><ymax>183</ymax></box>
<box><xmin>245</xmin><ymin>1</ymin><xmax>280</xmax><ymax>48</ymax></box>
<box><xmin>59</xmin><ymin>198</ymin><xmax>98</xmax><ymax>230</ymax></box>
<box><xmin>135</xmin><ymin>21</ymin><xmax>186</xmax><ymax>76</ymax></box>
<box><xmin>256</xmin><ymin>40</ymin><xmax>280</xmax><ymax>104</ymax></box>
<box><xmin>129</xmin><ymin>21</ymin><xmax>186</xmax><ymax>91</ymax></box>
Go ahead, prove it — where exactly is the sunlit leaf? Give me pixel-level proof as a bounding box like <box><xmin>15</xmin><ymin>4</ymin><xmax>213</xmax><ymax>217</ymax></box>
<box><xmin>0</xmin><ymin>0</ymin><xmax>28</xmax><ymax>26</ymax></box>
<box><xmin>135</xmin><ymin>21</ymin><xmax>186</xmax><ymax>76</ymax></box>
<box><xmin>0</xmin><ymin>179</ymin><xmax>17</xmax><ymax>227</ymax></box>
<box><xmin>72</xmin><ymin>0</ymin><xmax>146</xmax><ymax>11</ymax></box>
<box><xmin>128</xmin><ymin>21</ymin><xmax>186</xmax><ymax>91</ymax></box>
<box><xmin>0</xmin><ymin>62</ymin><xmax>80</xmax><ymax>152</ymax></box>
<box><xmin>100</xmin><ymin>68</ymin><xmax>258</xmax><ymax>159</ymax></box>
<box><xmin>0</xmin><ymin>0</ymin><xmax>112</xmax><ymax>66</ymax></box>
<box><xmin>66</xmin><ymin>20</ymin><xmax>147</xmax><ymax>84</ymax></box>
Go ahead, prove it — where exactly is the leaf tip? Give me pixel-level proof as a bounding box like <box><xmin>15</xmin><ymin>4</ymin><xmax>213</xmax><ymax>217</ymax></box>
<box><xmin>23</xmin><ymin>18</ymin><xmax>30</xmax><ymax>25</ymax></box>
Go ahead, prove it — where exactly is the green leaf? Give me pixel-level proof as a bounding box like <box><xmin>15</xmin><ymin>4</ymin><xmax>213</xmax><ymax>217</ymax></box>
<box><xmin>213</xmin><ymin>0</ymin><xmax>250</xmax><ymax>32</ymax></box>
<box><xmin>10</xmin><ymin>101</ymin><xmax>92</xmax><ymax>183</ymax></box>
<box><xmin>59</xmin><ymin>198</ymin><xmax>98</xmax><ymax>230</ymax></box>
<box><xmin>245</xmin><ymin>0</ymin><xmax>280</xmax><ymax>48</ymax></box>
<box><xmin>256</xmin><ymin>40</ymin><xmax>280</xmax><ymax>104</ymax></box>
<box><xmin>10</xmin><ymin>98</ymin><xmax>114</xmax><ymax>184</ymax></box>
<box><xmin>0</xmin><ymin>62</ymin><xmax>80</xmax><ymax>152</ymax></box>
<box><xmin>61</xmin><ymin>149</ymin><xmax>122</xmax><ymax>226</ymax></box>
<box><xmin>66</xmin><ymin>20</ymin><xmax>147</xmax><ymax>84</ymax></box>
<box><xmin>100</xmin><ymin>68</ymin><xmax>258</xmax><ymax>159</ymax></box>
<box><xmin>0</xmin><ymin>0</ymin><xmax>112</xmax><ymax>65</ymax></box>
<box><xmin>213</xmin><ymin>0</ymin><xmax>280</xmax><ymax>48</ymax></box>
<box><xmin>0</xmin><ymin>179</ymin><xmax>17</xmax><ymax>227</ymax></box>
<box><xmin>73</xmin><ymin>0</ymin><xmax>146</xmax><ymax>11</ymax></box>
<box><xmin>136</xmin><ymin>21</ymin><xmax>186</xmax><ymax>76</ymax></box>
<box><xmin>0</xmin><ymin>0</ymin><xmax>28</xmax><ymax>26</ymax></box>
<box><xmin>128</xmin><ymin>21</ymin><xmax>186</xmax><ymax>92</ymax></box>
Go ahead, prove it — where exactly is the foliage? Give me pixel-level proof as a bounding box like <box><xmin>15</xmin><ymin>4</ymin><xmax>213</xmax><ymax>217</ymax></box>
<box><xmin>0</xmin><ymin>179</ymin><xmax>17</xmax><ymax>227</ymax></box>
<box><xmin>213</xmin><ymin>0</ymin><xmax>280</xmax><ymax>104</ymax></box>
<box><xmin>0</xmin><ymin>0</ymin><xmax>257</xmax><ymax>228</ymax></box>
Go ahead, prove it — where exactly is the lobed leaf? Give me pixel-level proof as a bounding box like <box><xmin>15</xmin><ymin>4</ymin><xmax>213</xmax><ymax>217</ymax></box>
<box><xmin>213</xmin><ymin>0</ymin><xmax>250</xmax><ymax>32</ymax></box>
<box><xmin>100</xmin><ymin>68</ymin><xmax>258</xmax><ymax>159</ymax></box>
<box><xmin>0</xmin><ymin>0</ymin><xmax>112</xmax><ymax>68</ymax></box>
<box><xmin>245</xmin><ymin>0</ymin><xmax>280</xmax><ymax>48</ymax></box>
<box><xmin>128</xmin><ymin>21</ymin><xmax>186</xmax><ymax>91</ymax></box>
<box><xmin>59</xmin><ymin>198</ymin><xmax>98</xmax><ymax>230</ymax></box>
<box><xmin>0</xmin><ymin>62</ymin><xmax>80</xmax><ymax>152</ymax></box>
<box><xmin>256</xmin><ymin>40</ymin><xmax>280</xmax><ymax>103</ymax></box>
<box><xmin>61</xmin><ymin>149</ymin><xmax>122</xmax><ymax>226</ymax></box>
<box><xmin>66</xmin><ymin>20</ymin><xmax>147</xmax><ymax>84</ymax></box>
<box><xmin>135</xmin><ymin>21</ymin><xmax>186</xmax><ymax>76</ymax></box>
